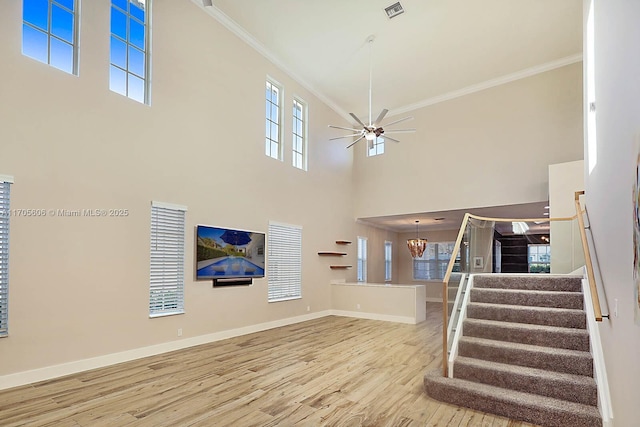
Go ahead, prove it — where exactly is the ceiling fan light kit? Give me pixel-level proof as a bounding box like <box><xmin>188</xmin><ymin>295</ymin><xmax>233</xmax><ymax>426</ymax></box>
<box><xmin>328</xmin><ymin>35</ymin><xmax>416</xmax><ymax>149</ymax></box>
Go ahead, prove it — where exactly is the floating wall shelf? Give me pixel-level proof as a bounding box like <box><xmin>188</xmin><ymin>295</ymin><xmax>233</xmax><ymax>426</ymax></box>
<box><xmin>335</xmin><ymin>240</ymin><xmax>352</xmax><ymax>245</ymax></box>
<box><xmin>330</xmin><ymin>265</ymin><xmax>352</xmax><ymax>269</ymax></box>
<box><xmin>317</xmin><ymin>251</ymin><xmax>347</xmax><ymax>256</ymax></box>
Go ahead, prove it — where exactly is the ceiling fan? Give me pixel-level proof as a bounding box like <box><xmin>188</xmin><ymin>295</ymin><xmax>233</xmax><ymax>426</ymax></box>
<box><xmin>329</xmin><ymin>35</ymin><xmax>416</xmax><ymax>149</ymax></box>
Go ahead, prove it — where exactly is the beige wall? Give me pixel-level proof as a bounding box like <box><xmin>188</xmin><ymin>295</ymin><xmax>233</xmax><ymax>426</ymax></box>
<box><xmin>549</xmin><ymin>160</ymin><xmax>585</xmax><ymax>273</ymax></box>
<box><xmin>353</xmin><ymin>63</ymin><xmax>584</xmax><ymax>219</ymax></box>
<box><xmin>0</xmin><ymin>1</ymin><xmax>359</xmax><ymax>376</ymax></box>
<box><xmin>586</xmin><ymin>1</ymin><xmax>640</xmax><ymax>425</ymax></box>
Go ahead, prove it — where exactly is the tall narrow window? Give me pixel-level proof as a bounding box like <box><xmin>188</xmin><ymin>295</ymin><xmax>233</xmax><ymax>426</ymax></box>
<box><xmin>268</xmin><ymin>222</ymin><xmax>302</xmax><ymax>302</ymax></box>
<box><xmin>265</xmin><ymin>79</ymin><xmax>282</xmax><ymax>160</ymax></box>
<box><xmin>384</xmin><ymin>241</ymin><xmax>392</xmax><ymax>282</ymax></box>
<box><xmin>292</xmin><ymin>98</ymin><xmax>307</xmax><ymax>170</ymax></box>
<box><xmin>368</xmin><ymin>136</ymin><xmax>385</xmax><ymax>157</ymax></box>
<box><xmin>22</xmin><ymin>0</ymin><xmax>79</xmax><ymax>75</ymax></box>
<box><xmin>0</xmin><ymin>176</ymin><xmax>14</xmax><ymax>338</ymax></box>
<box><xmin>110</xmin><ymin>0</ymin><xmax>150</xmax><ymax>104</ymax></box>
<box><xmin>150</xmin><ymin>201</ymin><xmax>186</xmax><ymax>317</ymax></box>
<box><xmin>357</xmin><ymin>236</ymin><xmax>367</xmax><ymax>282</ymax></box>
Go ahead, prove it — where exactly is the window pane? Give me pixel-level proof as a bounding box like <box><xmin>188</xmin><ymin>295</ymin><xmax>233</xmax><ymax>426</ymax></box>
<box><xmin>129</xmin><ymin>18</ymin><xmax>145</xmax><ymax>50</ymax></box>
<box><xmin>128</xmin><ymin>73</ymin><xmax>145</xmax><ymax>103</ymax></box>
<box><xmin>55</xmin><ymin>0</ymin><xmax>75</xmax><ymax>11</ymax></box>
<box><xmin>271</xmin><ymin>104</ymin><xmax>279</xmax><ymax>123</ymax></box>
<box><xmin>109</xmin><ymin>65</ymin><xmax>127</xmax><ymax>95</ymax></box>
<box><xmin>23</xmin><ymin>0</ymin><xmax>49</xmax><ymax>31</ymax></box>
<box><xmin>22</xmin><ymin>23</ymin><xmax>48</xmax><ymax>63</ymax></box>
<box><xmin>130</xmin><ymin>0</ymin><xmax>146</xmax><ymax>22</ymax></box>
<box><xmin>270</xmin><ymin>124</ymin><xmax>279</xmax><ymax>141</ymax></box>
<box><xmin>128</xmin><ymin>45</ymin><xmax>145</xmax><ymax>77</ymax></box>
<box><xmin>110</xmin><ymin>36</ymin><xmax>127</xmax><ymax>68</ymax></box>
<box><xmin>113</xmin><ymin>0</ymin><xmax>128</xmax><ymax>10</ymax></box>
<box><xmin>51</xmin><ymin>4</ymin><xmax>74</xmax><ymax>43</ymax></box>
<box><xmin>111</xmin><ymin>6</ymin><xmax>127</xmax><ymax>40</ymax></box>
<box><xmin>49</xmin><ymin>38</ymin><xmax>73</xmax><ymax>73</ymax></box>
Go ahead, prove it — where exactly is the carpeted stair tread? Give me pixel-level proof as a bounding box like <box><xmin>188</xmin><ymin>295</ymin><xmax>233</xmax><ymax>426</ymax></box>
<box><xmin>473</xmin><ymin>275</ymin><xmax>582</xmax><ymax>292</ymax></box>
<box><xmin>463</xmin><ymin>318</ymin><xmax>590</xmax><ymax>351</ymax></box>
<box><xmin>453</xmin><ymin>356</ymin><xmax>598</xmax><ymax>406</ymax></box>
<box><xmin>458</xmin><ymin>336</ymin><xmax>593</xmax><ymax>376</ymax></box>
<box><xmin>470</xmin><ymin>287</ymin><xmax>584</xmax><ymax>310</ymax></box>
<box><xmin>467</xmin><ymin>302</ymin><xmax>586</xmax><ymax>329</ymax></box>
<box><xmin>424</xmin><ymin>370</ymin><xmax>601</xmax><ymax>427</ymax></box>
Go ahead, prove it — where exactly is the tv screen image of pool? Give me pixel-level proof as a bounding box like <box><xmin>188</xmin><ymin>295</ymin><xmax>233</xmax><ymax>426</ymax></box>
<box><xmin>196</xmin><ymin>225</ymin><xmax>266</xmax><ymax>280</ymax></box>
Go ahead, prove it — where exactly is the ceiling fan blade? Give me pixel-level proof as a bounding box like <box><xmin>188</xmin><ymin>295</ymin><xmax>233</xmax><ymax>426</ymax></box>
<box><xmin>374</xmin><ymin>109</ymin><xmax>388</xmax><ymax>126</ymax></box>
<box><xmin>349</xmin><ymin>113</ymin><xmax>367</xmax><ymax>128</ymax></box>
<box><xmin>383</xmin><ymin>129</ymin><xmax>416</xmax><ymax>134</ymax></box>
<box><xmin>346</xmin><ymin>135</ymin><xmax>365</xmax><ymax>149</ymax></box>
<box><xmin>329</xmin><ymin>133</ymin><xmax>363</xmax><ymax>141</ymax></box>
<box><xmin>382</xmin><ymin>135</ymin><xmax>401</xmax><ymax>143</ymax></box>
<box><xmin>383</xmin><ymin>116</ymin><xmax>414</xmax><ymax>127</ymax></box>
<box><xmin>328</xmin><ymin>125</ymin><xmax>362</xmax><ymax>132</ymax></box>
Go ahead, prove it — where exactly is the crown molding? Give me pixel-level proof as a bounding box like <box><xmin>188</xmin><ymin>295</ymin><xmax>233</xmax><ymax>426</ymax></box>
<box><xmin>388</xmin><ymin>53</ymin><xmax>583</xmax><ymax>117</ymax></box>
<box><xmin>193</xmin><ymin>0</ymin><xmax>582</xmax><ymax>122</ymax></box>
<box><xmin>193</xmin><ymin>0</ymin><xmax>352</xmax><ymax>124</ymax></box>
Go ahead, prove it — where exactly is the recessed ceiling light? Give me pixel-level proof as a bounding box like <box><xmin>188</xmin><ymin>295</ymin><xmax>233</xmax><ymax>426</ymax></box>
<box><xmin>544</xmin><ymin>206</ymin><xmax>550</xmax><ymax>209</ymax></box>
<box><xmin>543</xmin><ymin>212</ymin><xmax>549</xmax><ymax>216</ymax></box>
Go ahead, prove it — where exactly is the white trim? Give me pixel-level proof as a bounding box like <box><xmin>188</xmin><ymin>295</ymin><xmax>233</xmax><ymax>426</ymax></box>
<box><xmin>0</xmin><ymin>175</ymin><xmax>14</xmax><ymax>184</ymax></box>
<box><xmin>191</xmin><ymin>1</ymin><xmax>583</xmax><ymax>120</ymax></box>
<box><xmin>151</xmin><ymin>200</ymin><xmax>187</xmax><ymax>211</ymax></box>
<box><xmin>575</xmin><ymin>267</ymin><xmax>614</xmax><ymax>426</ymax></box>
<box><xmin>389</xmin><ymin>54</ymin><xmax>583</xmax><ymax>117</ymax></box>
<box><xmin>268</xmin><ymin>220</ymin><xmax>302</xmax><ymax>230</ymax></box>
<box><xmin>0</xmin><ymin>310</ymin><xmax>331</xmax><ymax>391</ymax></box>
<box><xmin>195</xmin><ymin>0</ymin><xmax>351</xmax><ymax>123</ymax></box>
<box><xmin>330</xmin><ymin>309</ymin><xmax>416</xmax><ymax>325</ymax></box>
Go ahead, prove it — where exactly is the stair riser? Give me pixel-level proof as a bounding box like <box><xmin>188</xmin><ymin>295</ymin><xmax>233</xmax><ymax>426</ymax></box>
<box><xmin>473</xmin><ymin>276</ymin><xmax>582</xmax><ymax>292</ymax></box>
<box><xmin>470</xmin><ymin>289</ymin><xmax>584</xmax><ymax>310</ymax></box>
<box><xmin>424</xmin><ymin>375</ymin><xmax>601</xmax><ymax>427</ymax></box>
<box><xmin>467</xmin><ymin>304</ymin><xmax>586</xmax><ymax>329</ymax></box>
<box><xmin>463</xmin><ymin>321</ymin><xmax>590</xmax><ymax>351</ymax></box>
<box><xmin>453</xmin><ymin>361</ymin><xmax>598</xmax><ymax>406</ymax></box>
<box><xmin>459</xmin><ymin>340</ymin><xmax>593</xmax><ymax>376</ymax></box>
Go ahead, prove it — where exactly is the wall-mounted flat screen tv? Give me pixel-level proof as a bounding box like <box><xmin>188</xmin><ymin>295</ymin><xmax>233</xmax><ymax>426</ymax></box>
<box><xmin>196</xmin><ymin>225</ymin><xmax>266</xmax><ymax>280</ymax></box>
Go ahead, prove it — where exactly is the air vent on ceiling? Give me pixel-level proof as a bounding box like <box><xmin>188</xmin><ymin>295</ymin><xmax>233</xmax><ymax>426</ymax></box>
<box><xmin>384</xmin><ymin>2</ymin><xmax>405</xmax><ymax>19</ymax></box>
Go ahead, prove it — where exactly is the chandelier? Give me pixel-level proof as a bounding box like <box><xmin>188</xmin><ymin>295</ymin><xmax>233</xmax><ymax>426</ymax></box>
<box><xmin>407</xmin><ymin>220</ymin><xmax>428</xmax><ymax>258</ymax></box>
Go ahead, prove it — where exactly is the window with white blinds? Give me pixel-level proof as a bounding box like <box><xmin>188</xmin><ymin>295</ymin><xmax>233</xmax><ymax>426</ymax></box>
<box><xmin>150</xmin><ymin>201</ymin><xmax>186</xmax><ymax>317</ymax></box>
<box><xmin>267</xmin><ymin>222</ymin><xmax>302</xmax><ymax>302</ymax></box>
<box><xmin>0</xmin><ymin>176</ymin><xmax>13</xmax><ymax>338</ymax></box>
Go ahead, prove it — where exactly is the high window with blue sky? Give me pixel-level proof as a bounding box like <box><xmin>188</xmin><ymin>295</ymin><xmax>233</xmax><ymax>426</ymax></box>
<box><xmin>22</xmin><ymin>0</ymin><xmax>79</xmax><ymax>75</ymax></box>
<box><xmin>110</xmin><ymin>0</ymin><xmax>150</xmax><ymax>104</ymax></box>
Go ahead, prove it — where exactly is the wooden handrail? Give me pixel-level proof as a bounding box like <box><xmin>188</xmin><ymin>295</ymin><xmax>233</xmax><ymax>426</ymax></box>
<box><xmin>575</xmin><ymin>191</ymin><xmax>603</xmax><ymax>321</ymax></box>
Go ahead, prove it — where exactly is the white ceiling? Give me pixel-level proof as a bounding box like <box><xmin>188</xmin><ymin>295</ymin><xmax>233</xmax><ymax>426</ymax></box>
<box><xmin>198</xmin><ymin>0</ymin><xmax>582</xmax><ymax>232</ymax></box>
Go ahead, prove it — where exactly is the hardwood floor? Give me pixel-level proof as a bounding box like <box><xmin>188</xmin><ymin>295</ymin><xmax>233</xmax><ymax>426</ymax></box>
<box><xmin>0</xmin><ymin>303</ymin><xmax>541</xmax><ymax>426</ymax></box>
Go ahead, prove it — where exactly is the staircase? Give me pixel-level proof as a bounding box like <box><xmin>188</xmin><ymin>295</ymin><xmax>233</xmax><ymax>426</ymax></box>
<box><xmin>424</xmin><ymin>274</ymin><xmax>602</xmax><ymax>427</ymax></box>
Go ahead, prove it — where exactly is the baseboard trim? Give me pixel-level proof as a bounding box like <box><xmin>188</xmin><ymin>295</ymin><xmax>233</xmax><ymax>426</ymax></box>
<box><xmin>330</xmin><ymin>309</ymin><xmax>416</xmax><ymax>324</ymax></box>
<box><xmin>0</xmin><ymin>310</ymin><xmax>331</xmax><ymax>391</ymax></box>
